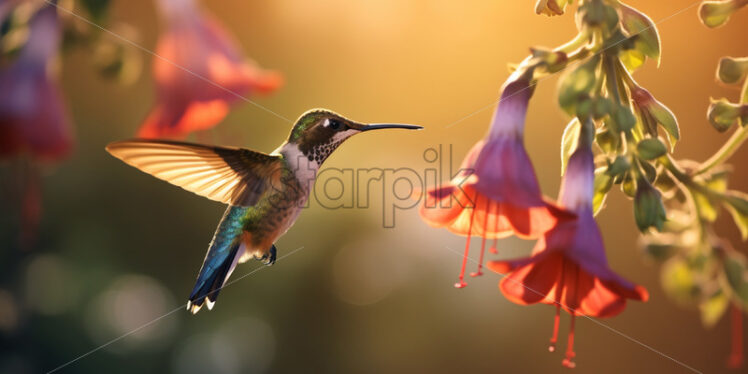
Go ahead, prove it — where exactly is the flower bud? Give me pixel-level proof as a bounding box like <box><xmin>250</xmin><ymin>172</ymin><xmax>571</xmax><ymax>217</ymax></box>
<box><xmin>707</xmin><ymin>98</ymin><xmax>746</xmax><ymax>132</ymax></box>
<box><xmin>534</xmin><ymin>0</ymin><xmax>571</xmax><ymax>16</ymax></box>
<box><xmin>634</xmin><ymin>179</ymin><xmax>667</xmax><ymax>232</ymax></box>
<box><xmin>717</xmin><ymin>56</ymin><xmax>748</xmax><ymax>85</ymax></box>
<box><xmin>606</xmin><ymin>155</ymin><xmax>630</xmax><ymax>177</ymax></box>
<box><xmin>631</xmin><ymin>86</ymin><xmax>680</xmax><ymax>149</ymax></box>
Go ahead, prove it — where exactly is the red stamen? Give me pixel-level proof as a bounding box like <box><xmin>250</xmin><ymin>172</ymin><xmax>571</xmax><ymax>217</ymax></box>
<box><xmin>455</xmin><ymin>193</ymin><xmax>478</xmax><ymax>288</ymax></box>
<box><xmin>489</xmin><ymin>204</ymin><xmax>500</xmax><ymax>254</ymax></box>
<box><xmin>562</xmin><ymin>262</ymin><xmax>578</xmax><ymax>369</ymax></box>
<box><xmin>562</xmin><ymin>315</ymin><xmax>577</xmax><ymax>369</ymax></box>
<box><xmin>549</xmin><ymin>303</ymin><xmax>561</xmax><ymax>352</ymax></box>
<box><xmin>728</xmin><ymin>304</ymin><xmax>744</xmax><ymax>369</ymax></box>
<box><xmin>471</xmin><ymin>199</ymin><xmax>490</xmax><ymax>277</ymax></box>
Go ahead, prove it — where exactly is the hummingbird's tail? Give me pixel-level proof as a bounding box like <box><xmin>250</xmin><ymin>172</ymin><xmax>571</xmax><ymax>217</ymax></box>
<box><xmin>187</xmin><ymin>206</ymin><xmax>247</xmax><ymax>314</ymax></box>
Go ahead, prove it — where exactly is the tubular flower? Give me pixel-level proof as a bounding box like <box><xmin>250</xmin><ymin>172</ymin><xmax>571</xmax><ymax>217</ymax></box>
<box><xmin>420</xmin><ymin>72</ymin><xmax>574</xmax><ymax>288</ymax></box>
<box><xmin>0</xmin><ymin>6</ymin><xmax>72</xmax><ymax>161</ymax></box>
<box><xmin>487</xmin><ymin>123</ymin><xmax>648</xmax><ymax>368</ymax></box>
<box><xmin>138</xmin><ymin>0</ymin><xmax>283</xmax><ymax>138</ymax></box>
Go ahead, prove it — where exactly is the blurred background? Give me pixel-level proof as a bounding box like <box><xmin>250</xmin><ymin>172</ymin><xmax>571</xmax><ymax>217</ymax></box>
<box><xmin>1</xmin><ymin>0</ymin><xmax>747</xmax><ymax>373</ymax></box>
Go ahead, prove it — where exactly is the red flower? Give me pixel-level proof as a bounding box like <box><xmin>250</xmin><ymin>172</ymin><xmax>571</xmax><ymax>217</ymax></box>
<box><xmin>0</xmin><ymin>6</ymin><xmax>72</xmax><ymax>161</ymax></box>
<box><xmin>420</xmin><ymin>73</ymin><xmax>573</xmax><ymax>288</ymax></box>
<box><xmin>138</xmin><ymin>0</ymin><xmax>283</xmax><ymax>138</ymax></box>
<box><xmin>487</xmin><ymin>129</ymin><xmax>648</xmax><ymax>368</ymax></box>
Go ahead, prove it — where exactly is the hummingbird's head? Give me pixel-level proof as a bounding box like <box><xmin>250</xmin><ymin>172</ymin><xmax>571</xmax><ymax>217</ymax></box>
<box><xmin>286</xmin><ymin>109</ymin><xmax>421</xmax><ymax>164</ymax></box>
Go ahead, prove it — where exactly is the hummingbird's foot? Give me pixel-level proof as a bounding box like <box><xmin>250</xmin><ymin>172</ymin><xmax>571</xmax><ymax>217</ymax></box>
<box><xmin>260</xmin><ymin>244</ymin><xmax>277</xmax><ymax>266</ymax></box>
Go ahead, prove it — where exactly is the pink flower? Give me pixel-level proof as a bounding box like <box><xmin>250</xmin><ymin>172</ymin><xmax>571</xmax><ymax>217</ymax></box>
<box><xmin>0</xmin><ymin>6</ymin><xmax>72</xmax><ymax>161</ymax></box>
<box><xmin>487</xmin><ymin>127</ymin><xmax>648</xmax><ymax>368</ymax></box>
<box><xmin>420</xmin><ymin>72</ymin><xmax>574</xmax><ymax>287</ymax></box>
<box><xmin>138</xmin><ymin>0</ymin><xmax>283</xmax><ymax>138</ymax></box>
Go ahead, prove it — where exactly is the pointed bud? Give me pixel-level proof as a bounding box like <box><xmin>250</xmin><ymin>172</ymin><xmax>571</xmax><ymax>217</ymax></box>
<box><xmin>718</xmin><ymin>56</ymin><xmax>748</xmax><ymax>85</ymax></box>
<box><xmin>631</xmin><ymin>86</ymin><xmax>680</xmax><ymax>150</ymax></box>
<box><xmin>634</xmin><ymin>179</ymin><xmax>666</xmax><ymax>232</ymax></box>
<box><xmin>637</xmin><ymin>138</ymin><xmax>667</xmax><ymax>160</ymax></box>
<box><xmin>707</xmin><ymin>98</ymin><xmax>746</xmax><ymax>132</ymax></box>
<box><xmin>699</xmin><ymin>0</ymin><xmax>748</xmax><ymax>28</ymax></box>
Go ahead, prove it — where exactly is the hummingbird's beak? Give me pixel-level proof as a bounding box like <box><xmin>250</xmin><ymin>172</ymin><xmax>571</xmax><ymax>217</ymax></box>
<box><xmin>358</xmin><ymin>123</ymin><xmax>423</xmax><ymax>132</ymax></box>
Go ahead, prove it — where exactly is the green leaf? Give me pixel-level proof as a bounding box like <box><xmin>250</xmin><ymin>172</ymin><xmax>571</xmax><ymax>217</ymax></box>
<box><xmin>694</xmin><ymin>191</ymin><xmax>719</xmax><ymax>222</ymax></box>
<box><xmin>593</xmin><ymin>167</ymin><xmax>613</xmax><ymax>215</ymax></box>
<box><xmin>637</xmin><ymin>138</ymin><xmax>667</xmax><ymax>160</ymax></box>
<box><xmin>620</xmin><ymin>49</ymin><xmax>646</xmax><ymax>71</ymax></box>
<box><xmin>661</xmin><ymin>257</ymin><xmax>699</xmax><ymax>306</ymax></box>
<box><xmin>558</xmin><ymin>56</ymin><xmax>601</xmax><ymax>116</ymax></box>
<box><xmin>622</xmin><ymin>172</ymin><xmax>637</xmax><ymax>198</ymax></box>
<box><xmin>560</xmin><ymin>118</ymin><xmax>581</xmax><ymax>175</ymax></box>
<box><xmin>699</xmin><ymin>291</ymin><xmax>729</xmax><ymax>328</ymax></box>
<box><xmin>723</xmin><ymin>252</ymin><xmax>748</xmax><ymax>304</ymax></box>
<box><xmin>618</xmin><ymin>2</ymin><xmax>661</xmax><ymax>66</ymax></box>
<box><xmin>722</xmin><ymin>191</ymin><xmax>748</xmax><ymax>240</ymax></box>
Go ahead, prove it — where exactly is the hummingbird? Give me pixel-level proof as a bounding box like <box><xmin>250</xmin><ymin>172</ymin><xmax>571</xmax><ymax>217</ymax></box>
<box><xmin>106</xmin><ymin>109</ymin><xmax>421</xmax><ymax>313</ymax></box>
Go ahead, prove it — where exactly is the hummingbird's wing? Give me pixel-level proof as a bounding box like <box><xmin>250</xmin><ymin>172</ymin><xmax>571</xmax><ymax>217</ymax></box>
<box><xmin>106</xmin><ymin>139</ymin><xmax>283</xmax><ymax>207</ymax></box>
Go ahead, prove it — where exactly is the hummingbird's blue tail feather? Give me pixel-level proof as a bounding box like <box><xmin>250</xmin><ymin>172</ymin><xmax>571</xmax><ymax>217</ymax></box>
<box><xmin>187</xmin><ymin>206</ymin><xmax>248</xmax><ymax>314</ymax></box>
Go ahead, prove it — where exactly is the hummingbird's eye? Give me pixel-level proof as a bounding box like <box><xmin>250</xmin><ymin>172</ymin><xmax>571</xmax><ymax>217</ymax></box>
<box><xmin>327</xmin><ymin>119</ymin><xmax>341</xmax><ymax>130</ymax></box>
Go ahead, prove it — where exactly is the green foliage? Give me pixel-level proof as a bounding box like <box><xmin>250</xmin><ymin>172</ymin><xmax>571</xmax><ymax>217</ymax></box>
<box><xmin>618</xmin><ymin>2</ymin><xmax>661</xmax><ymax>68</ymax></box>
<box><xmin>723</xmin><ymin>251</ymin><xmax>748</xmax><ymax>305</ymax></box>
<box><xmin>636</xmin><ymin>138</ymin><xmax>666</xmax><ymax>160</ymax></box>
<box><xmin>560</xmin><ymin>118</ymin><xmax>581</xmax><ymax>174</ymax></box>
<box><xmin>558</xmin><ymin>56</ymin><xmax>600</xmax><ymax>117</ymax></box>
<box><xmin>593</xmin><ymin>167</ymin><xmax>613</xmax><ymax>215</ymax></box>
<box><xmin>722</xmin><ymin>191</ymin><xmax>748</xmax><ymax>240</ymax></box>
<box><xmin>699</xmin><ymin>291</ymin><xmax>729</xmax><ymax>327</ymax></box>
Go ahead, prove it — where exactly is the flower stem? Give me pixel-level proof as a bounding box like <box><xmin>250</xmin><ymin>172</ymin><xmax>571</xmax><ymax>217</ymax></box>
<box><xmin>696</xmin><ymin>126</ymin><xmax>748</xmax><ymax>176</ymax></box>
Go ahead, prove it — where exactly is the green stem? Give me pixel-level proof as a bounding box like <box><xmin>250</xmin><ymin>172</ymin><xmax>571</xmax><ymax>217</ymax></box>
<box><xmin>555</xmin><ymin>29</ymin><xmax>591</xmax><ymax>54</ymax></box>
<box><xmin>696</xmin><ymin>126</ymin><xmax>748</xmax><ymax>175</ymax></box>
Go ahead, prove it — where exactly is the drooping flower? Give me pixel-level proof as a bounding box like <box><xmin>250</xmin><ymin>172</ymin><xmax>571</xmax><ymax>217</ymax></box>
<box><xmin>486</xmin><ymin>121</ymin><xmax>648</xmax><ymax>368</ymax></box>
<box><xmin>138</xmin><ymin>0</ymin><xmax>283</xmax><ymax>138</ymax></box>
<box><xmin>419</xmin><ymin>70</ymin><xmax>574</xmax><ymax>288</ymax></box>
<box><xmin>0</xmin><ymin>6</ymin><xmax>72</xmax><ymax>161</ymax></box>
<box><xmin>0</xmin><ymin>5</ymin><xmax>71</xmax><ymax>250</ymax></box>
